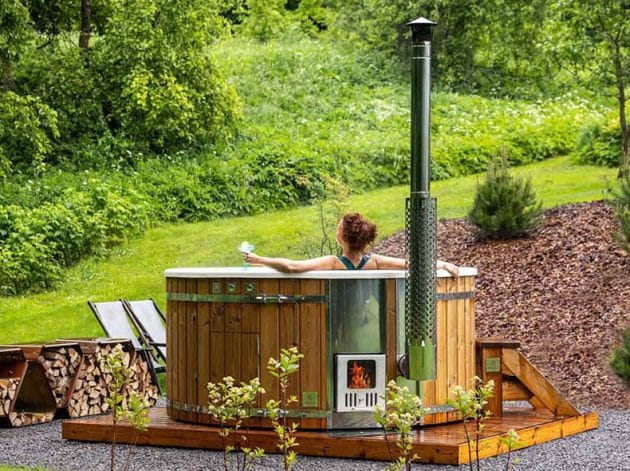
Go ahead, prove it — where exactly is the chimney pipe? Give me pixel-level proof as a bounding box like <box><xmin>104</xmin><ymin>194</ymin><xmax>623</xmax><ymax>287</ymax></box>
<box><xmin>404</xmin><ymin>17</ymin><xmax>437</xmax><ymax>381</ymax></box>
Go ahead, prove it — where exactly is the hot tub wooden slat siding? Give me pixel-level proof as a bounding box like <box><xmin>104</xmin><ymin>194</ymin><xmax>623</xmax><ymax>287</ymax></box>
<box><xmin>166</xmin><ymin>268</ymin><xmax>476</xmax><ymax>429</ymax></box>
<box><xmin>299</xmin><ymin>280</ymin><xmax>326</xmax><ymax>429</ymax></box>
<box><xmin>166</xmin><ymin>277</ymin><xmax>174</xmax><ymax>419</ymax></box>
<box><xmin>197</xmin><ymin>279</ymin><xmax>211</xmax><ymax>425</ymax></box>
<box><xmin>177</xmin><ymin>278</ymin><xmax>188</xmax><ymax>421</ymax></box>
<box><xmin>167</xmin><ymin>276</ymin><xmax>327</xmax><ymax>429</ymax></box>
<box><xmin>279</xmin><ymin>280</ymin><xmax>300</xmax><ymax>416</ymax></box>
<box><xmin>259</xmin><ymin>279</ymin><xmax>280</xmax><ymax>426</ymax></box>
<box><xmin>465</xmin><ymin>275</ymin><xmax>475</xmax><ymax>397</ymax></box>
<box><xmin>422</xmin><ymin>275</ymin><xmax>475</xmax><ymax>425</ymax></box>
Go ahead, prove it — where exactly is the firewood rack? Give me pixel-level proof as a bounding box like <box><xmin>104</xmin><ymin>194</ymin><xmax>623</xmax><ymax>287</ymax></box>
<box><xmin>0</xmin><ymin>347</ymin><xmax>56</xmax><ymax>427</ymax></box>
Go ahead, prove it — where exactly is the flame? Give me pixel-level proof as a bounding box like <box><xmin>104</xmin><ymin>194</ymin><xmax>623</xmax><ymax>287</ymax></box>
<box><xmin>349</xmin><ymin>361</ymin><xmax>372</xmax><ymax>389</ymax></box>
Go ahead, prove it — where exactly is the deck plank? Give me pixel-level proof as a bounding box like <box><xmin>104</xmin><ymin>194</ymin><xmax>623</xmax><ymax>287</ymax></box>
<box><xmin>62</xmin><ymin>407</ymin><xmax>598</xmax><ymax>465</ymax></box>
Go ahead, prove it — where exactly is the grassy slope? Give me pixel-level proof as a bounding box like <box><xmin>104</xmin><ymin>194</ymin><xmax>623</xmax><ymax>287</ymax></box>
<box><xmin>0</xmin><ymin>156</ymin><xmax>615</xmax><ymax>344</ymax></box>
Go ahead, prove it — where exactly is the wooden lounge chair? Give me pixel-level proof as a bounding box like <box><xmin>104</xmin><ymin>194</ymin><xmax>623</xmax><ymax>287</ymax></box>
<box><xmin>88</xmin><ymin>300</ymin><xmax>164</xmax><ymax>394</ymax></box>
<box><xmin>122</xmin><ymin>298</ymin><xmax>167</xmax><ymax>364</ymax></box>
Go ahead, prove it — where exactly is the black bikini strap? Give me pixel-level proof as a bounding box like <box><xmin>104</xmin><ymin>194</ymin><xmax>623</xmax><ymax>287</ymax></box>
<box><xmin>338</xmin><ymin>255</ymin><xmax>356</xmax><ymax>270</ymax></box>
<box><xmin>356</xmin><ymin>254</ymin><xmax>371</xmax><ymax>270</ymax></box>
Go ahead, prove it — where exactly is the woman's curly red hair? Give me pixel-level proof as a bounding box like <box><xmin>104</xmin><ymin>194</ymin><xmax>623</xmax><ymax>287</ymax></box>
<box><xmin>340</xmin><ymin>213</ymin><xmax>377</xmax><ymax>253</ymax></box>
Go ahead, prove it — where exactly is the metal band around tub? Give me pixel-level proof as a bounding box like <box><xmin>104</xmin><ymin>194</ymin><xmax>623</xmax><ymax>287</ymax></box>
<box><xmin>167</xmin><ymin>292</ymin><xmax>472</xmax><ymax>303</ymax></box>
<box><xmin>167</xmin><ymin>399</ymin><xmax>327</xmax><ymax>418</ymax></box>
<box><xmin>166</xmin><ymin>293</ymin><xmax>328</xmax><ymax>303</ymax></box>
<box><xmin>436</xmin><ymin>291</ymin><xmax>475</xmax><ymax>301</ymax></box>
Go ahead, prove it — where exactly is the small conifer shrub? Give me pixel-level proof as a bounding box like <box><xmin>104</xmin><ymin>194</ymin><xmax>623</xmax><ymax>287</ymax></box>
<box><xmin>468</xmin><ymin>155</ymin><xmax>543</xmax><ymax>240</ymax></box>
<box><xmin>610</xmin><ymin>327</ymin><xmax>630</xmax><ymax>383</ymax></box>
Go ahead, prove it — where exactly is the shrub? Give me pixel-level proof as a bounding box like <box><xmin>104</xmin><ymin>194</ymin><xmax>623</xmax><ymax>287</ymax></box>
<box><xmin>0</xmin><ymin>181</ymin><xmax>150</xmax><ymax>295</ymax></box>
<box><xmin>207</xmin><ymin>376</ymin><xmax>266</xmax><ymax>470</ymax></box>
<box><xmin>467</xmin><ymin>155</ymin><xmax>543</xmax><ymax>240</ymax></box>
<box><xmin>575</xmin><ymin>115</ymin><xmax>621</xmax><ymax>167</ymax></box>
<box><xmin>610</xmin><ymin>327</ymin><xmax>630</xmax><ymax>383</ymax></box>
<box><xmin>608</xmin><ymin>171</ymin><xmax>630</xmax><ymax>252</ymax></box>
<box><xmin>100</xmin><ymin>344</ymin><xmax>150</xmax><ymax>471</ymax></box>
<box><xmin>0</xmin><ymin>205</ymin><xmax>60</xmax><ymax>295</ymax></box>
<box><xmin>266</xmin><ymin>346</ymin><xmax>303</xmax><ymax>471</ymax></box>
<box><xmin>0</xmin><ymin>91</ymin><xmax>59</xmax><ymax>173</ymax></box>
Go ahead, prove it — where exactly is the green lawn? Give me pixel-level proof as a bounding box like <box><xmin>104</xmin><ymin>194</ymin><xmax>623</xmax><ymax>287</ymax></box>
<box><xmin>0</xmin><ymin>156</ymin><xmax>615</xmax><ymax>344</ymax></box>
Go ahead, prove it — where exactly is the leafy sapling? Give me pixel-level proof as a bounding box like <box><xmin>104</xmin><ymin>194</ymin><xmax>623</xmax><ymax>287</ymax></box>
<box><xmin>498</xmin><ymin>428</ymin><xmax>522</xmax><ymax>471</ymax></box>
<box><xmin>447</xmin><ymin>376</ymin><xmax>495</xmax><ymax>471</ymax></box>
<box><xmin>266</xmin><ymin>346</ymin><xmax>304</xmax><ymax>471</ymax></box>
<box><xmin>373</xmin><ymin>380</ymin><xmax>430</xmax><ymax>471</ymax></box>
<box><xmin>297</xmin><ymin>174</ymin><xmax>351</xmax><ymax>258</ymax></box>
<box><xmin>101</xmin><ymin>344</ymin><xmax>151</xmax><ymax>471</ymax></box>
<box><xmin>207</xmin><ymin>376</ymin><xmax>266</xmax><ymax>471</ymax></box>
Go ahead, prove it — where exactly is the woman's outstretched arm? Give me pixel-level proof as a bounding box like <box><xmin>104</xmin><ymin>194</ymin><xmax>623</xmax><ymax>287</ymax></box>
<box><xmin>242</xmin><ymin>252</ymin><xmax>337</xmax><ymax>273</ymax></box>
<box><xmin>373</xmin><ymin>254</ymin><xmax>460</xmax><ymax>276</ymax></box>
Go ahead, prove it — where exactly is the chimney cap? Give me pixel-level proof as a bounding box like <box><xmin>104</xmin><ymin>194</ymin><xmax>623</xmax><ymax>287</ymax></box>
<box><xmin>406</xmin><ymin>17</ymin><xmax>437</xmax><ymax>28</ymax></box>
<box><xmin>406</xmin><ymin>17</ymin><xmax>437</xmax><ymax>43</ymax></box>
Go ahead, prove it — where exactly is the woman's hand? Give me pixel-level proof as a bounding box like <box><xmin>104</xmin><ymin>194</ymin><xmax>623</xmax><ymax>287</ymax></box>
<box><xmin>439</xmin><ymin>261</ymin><xmax>460</xmax><ymax>277</ymax></box>
<box><xmin>241</xmin><ymin>251</ymin><xmax>264</xmax><ymax>266</ymax></box>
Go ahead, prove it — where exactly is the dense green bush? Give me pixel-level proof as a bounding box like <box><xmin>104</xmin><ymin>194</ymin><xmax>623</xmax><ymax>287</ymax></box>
<box><xmin>0</xmin><ymin>204</ymin><xmax>60</xmax><ymax>294</ymax></box>
<box><xmin>467</xmin><ymin>156</ymin><xmax>543</xmax><ymax>240</ymax></box>
<box><xmin>575</xmin><ymin>115</ymin><xmax>621</xmax><ymax>167</ymax></box>
<box><xmin>0</xmin><ymin>91</ymin><xmax>58</xmax><ymax>173</ymax></box>
<box><xmin>0</xmin><ymin>181</ymin><xmax>149</xmax><ymax>294</ymax></box>
<box><xmin>133</xmin><ymin>157</ymin><xmax>251</xmax><ymax>221</ymax></box>
<box><xmin>610</xmin><ymin>327</ymin><xmax>630</xmax><ymax>383</ymax></box>
<box><xmin>215</xmin><ymin>38</ymin><xmax>594</xmax><ymax>187</ymax></box>
<box><xmin>431</xmin><ymin>94</ymin><xmax>594</xmax><ymax>178</ymax></box>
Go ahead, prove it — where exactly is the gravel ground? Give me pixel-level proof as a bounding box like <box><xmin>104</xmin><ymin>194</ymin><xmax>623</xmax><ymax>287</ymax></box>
<box><xmin>0</xmin><ymin>410</ymin><xmax>627</xmax><ymax>471</ymax></box>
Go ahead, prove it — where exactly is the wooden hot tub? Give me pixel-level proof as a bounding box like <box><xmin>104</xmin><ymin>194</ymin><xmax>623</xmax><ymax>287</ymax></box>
<box><xmin>165</xmin><ymin>267</ymin><xmax>476</xmax><ymax>429</ymax></box>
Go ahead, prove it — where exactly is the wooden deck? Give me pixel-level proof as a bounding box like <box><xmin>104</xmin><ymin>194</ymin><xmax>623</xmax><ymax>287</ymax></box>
<box><xmin>62</xmin><ymin>407</ymin><xmax>598</xmax><ymax>465</ymax></box>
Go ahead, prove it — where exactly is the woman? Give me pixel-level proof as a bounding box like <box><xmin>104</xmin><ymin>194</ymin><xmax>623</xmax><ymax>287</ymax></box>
<box><xmin>242</xmin><ymin>212</ymin><xmax>459</xmax><ymax>276</ymax></box>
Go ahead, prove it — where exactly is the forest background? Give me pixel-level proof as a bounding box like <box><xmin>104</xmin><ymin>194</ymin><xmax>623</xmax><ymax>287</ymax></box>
<box><xmin>0</xmin><ymin>0</ymin><xmax>628</xmax><ymax>296</ymax></box>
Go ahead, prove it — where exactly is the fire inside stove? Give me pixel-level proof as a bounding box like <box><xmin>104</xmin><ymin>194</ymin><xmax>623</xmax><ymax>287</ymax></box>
<box><xmin>348</xmin><ymin>360</ymin><xmax>375</xmax><ymax>389</ymax></box>
<box><xmin>336</xmin><ymin>354</ymin><xmax>385</xmax><ymax>412</ymax></box>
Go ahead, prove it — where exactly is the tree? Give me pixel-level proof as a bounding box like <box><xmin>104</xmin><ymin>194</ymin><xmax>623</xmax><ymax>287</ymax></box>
<box><xmin>11</xmin><ymin>0</ymin><xmax>241</xmax><ymax>164</ymax></box>
<box><xmin>92</xmin><ymin>0</ymin><xmax>240</xmax><ymax>152</ymax></box>
<box><xmin>79</xmin><ymin>0</ymin><xmax>91</xmax><ymax>53</ymax></box>
<box><xmin>329</xmin><ymin>0</ymin><xmax>550</xmax><ymax>94</ymax></box>
<box><xmin>0</xmin><ymin>0</ymin><xmax>32</xmax><ymax>91</ymax></box>
<box><xmin>546</xmin><ymin>1</ymin><xmax>629</xmax><ymax>175</ymax></box>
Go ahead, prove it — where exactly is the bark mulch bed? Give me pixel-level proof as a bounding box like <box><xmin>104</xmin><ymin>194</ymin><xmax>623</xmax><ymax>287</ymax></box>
<box><xmin>375</xmin><ymin>200</ymin><xmax>630</xmax><ymax>410</ymax></box>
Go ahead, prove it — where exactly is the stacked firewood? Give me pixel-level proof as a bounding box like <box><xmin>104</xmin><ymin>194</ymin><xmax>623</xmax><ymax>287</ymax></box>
<box><xmin>0</xmin><ymin>341</ymin><xmax>160</xmax><ymax>424</ymax></box>
<box><xmin>38</xmin><ymin>346</ymin><xmax>82</xmax><ymax>409</ymax></box>
<box><xmin>7</xmin><ymin>411</ymin><xmax>55</xmax><ymax>427</ymax></box>
<box><xmin>0</xmin><ymin>378</ymin><xmax>19</xmax><ymax>416</ymax></box>
<box><xmin>130</xmin><ymin>354</ymin><xmax>160</xmax><ymax>407</ymax></box>
<box><xmin>64</xmin><ymin>342</ymin><xmax>159</xmax><ymax>417</ymax></box>
<box><xmin>67</xmin><ymin>352</ymin><xmax>109</xmax><ymax>418</ymax></box>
